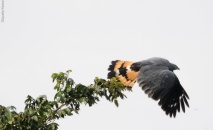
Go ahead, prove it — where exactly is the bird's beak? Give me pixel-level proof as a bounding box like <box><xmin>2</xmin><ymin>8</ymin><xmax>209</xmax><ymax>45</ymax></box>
<box><xmin>175</xmin><ymin>65</ymin><xmax>180</xmax><ymax>70</ymax></box>
<box><xmin>171</xmin><ymin>63</ymin><xmax>180</xmax><ymax>70</ymax></box>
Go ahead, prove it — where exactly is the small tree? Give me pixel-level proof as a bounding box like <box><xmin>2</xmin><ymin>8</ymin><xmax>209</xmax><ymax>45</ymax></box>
<box><xmin>0</xmin><ymin>70</ymin><xmax>128</xmax><ymax>130</ymax></box>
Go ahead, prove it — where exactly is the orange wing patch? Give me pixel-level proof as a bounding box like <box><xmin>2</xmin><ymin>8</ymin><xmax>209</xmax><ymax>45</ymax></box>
<box><xmin>108</xmin><ymin>60</ymin><xmax>139</xmax><ymax>88</ymax></box>
<box><xmin>114</xmin><ymin>60</ymin><xmax>124</xmax><ymax>71</ymax></box>
<box><xmin>126</xmin><ymin>70</ymin><xmax>139</xmax><ymax>80</ymax></box>
<box><xmin>129</xmin><ymin>79</ymin><xmax>137</xmax><ymax>87</ymax></box>
<box><xmin>123</xmin><ymin>61</ymin><xmax>134</xmax><ymax>68</ymax></box>
<box><xmin>117</xmin><ymin>75</ymin><xmax>137</xmax><ymax>87</ymax></box>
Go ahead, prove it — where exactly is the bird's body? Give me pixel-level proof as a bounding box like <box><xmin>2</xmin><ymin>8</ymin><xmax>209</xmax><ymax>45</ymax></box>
<box><xmin>107</xmin><ymin>57</ymin><xmax>189</xmax><ymax>117</ymax></box>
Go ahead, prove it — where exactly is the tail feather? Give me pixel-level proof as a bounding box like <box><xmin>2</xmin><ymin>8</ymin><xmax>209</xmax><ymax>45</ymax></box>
<box><xmin>114</xmin><ymin>60</ymin><xmax>125</xmax><ymax>71</ymax></box>
<box><xmin>108</xmin><ymin>60</ymin><xmax>119</xmax><ymax>71</ymax></box>
<box><xmin>107</xmin><ymin>60</ymin><xmax>139</xmax><ymax>88</ymax></box>
<box><xmin>127</xmin><ymin>70</ymin><xmax>138</xmax><ymax>80</ymax></box>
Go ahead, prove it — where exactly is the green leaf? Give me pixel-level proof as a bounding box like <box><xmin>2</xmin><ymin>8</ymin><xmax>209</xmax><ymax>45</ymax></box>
<box><xmin>28</xmin><ymin>108</ymin><xmax>34</xmax><ymax>115</ymax></box>
<box><xmin>66</xmin><ymin>86</ymin><xmax>72</xmax><ymax>93</ymax></box>
<box><xmin>76</xmin><ymin>84</ymin><xmax>86</xmax><ymax>91</ymax></box>
<box><xmin>8</xmin><ymin>120</ymin><xmax>12</xmax><ymax>124</ymax></box>
<box><xmin>25</xmin><ymin>95</ymin><xmax>34</xmax><ymax>103</ymax></box>
<box><xmin>61</xmin><ymin>110</ymin><xmax>66</xmax><ymax>116</ymax></box>
<box><xmin>54</xmin><ymin>84</ymin><xmax>60</xmax><ymax>91</ymax></box>
<box><xmin>7</xmin><ymin>106</ymin><xmax>16</xmax><ymax>111</ymax></box>
<box><xmin>67</xmin><ymin>78</ymin><xmax>74</xmax><ymax>86</ymax></box>
<box><xmin>66</xmin><ymin>70</ymin><xmax>72</xmax><ymax>73</ymax></box>
<box><xmin>114</xmin><ymin>99</ymin><xmax>119</xmax><ymax>107</ymax></box>
<box><xmin>4</xmin><ymin>108</ymin><xmax>12</xmax><ymax>120</ymax></box>
<box><xmin>47</xmin><ymin>123</ymin><xmax>59</xmax><ymax>130</ymax></box>
<box><xmin>58</xmin><ymin>72</ymin><xmax>65</xmax><ymax>79</ymax></box>
<box><xmin>65</xmin><ymin>108</ymin><xmax>73</xmax><ymax>116</ymax></box>
<box><xmin>54</xmin><ymin>91</ymin><xmax>62</xmax><ymax>101</ymax></box>
<box><xmin>38</xmin><ymin>95</ymin><xmax>47</xmax><ymax>99</ymax></box>
<box><xmin>51</xmin><ymin>73</ymin><xmax>58</xmax><ymax>82</ymax></box>
<box><xmin>32</xmin><ymin>116</ymin><xmax>38</xmax><ymax>122</ymax></box>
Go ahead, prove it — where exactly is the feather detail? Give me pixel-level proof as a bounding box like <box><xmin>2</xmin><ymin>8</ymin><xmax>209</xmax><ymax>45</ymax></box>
<box><xmin>107</xmin><ymin>60</ymin><xmax>139</xmax><ymax>88</ymax></box>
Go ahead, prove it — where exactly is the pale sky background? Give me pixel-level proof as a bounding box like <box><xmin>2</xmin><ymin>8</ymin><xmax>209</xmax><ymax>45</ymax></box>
<box><xmin>0</xmin><ymin>0</ymin><xmax>213</xmax><ymax>130</ymax></box>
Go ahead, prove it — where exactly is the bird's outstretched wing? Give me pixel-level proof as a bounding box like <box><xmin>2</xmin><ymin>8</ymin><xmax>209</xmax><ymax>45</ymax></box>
<box><xmin>137</xmin><ymin>65</ymin><xmax>189</xmax><ymax>117</ymax></box>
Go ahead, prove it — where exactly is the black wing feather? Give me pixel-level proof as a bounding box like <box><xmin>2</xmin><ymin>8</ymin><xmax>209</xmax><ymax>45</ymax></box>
<box><xmin>137</xmin><ymin>66</ymin><xmax>189</xmax><ymax>117</ymax></box>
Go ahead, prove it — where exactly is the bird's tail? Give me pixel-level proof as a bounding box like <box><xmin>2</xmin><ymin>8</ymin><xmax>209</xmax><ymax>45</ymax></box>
<box><xmin>107</xmin><ymin>60</ymin><xmax>139</xmax><ymax>88</ymax></box>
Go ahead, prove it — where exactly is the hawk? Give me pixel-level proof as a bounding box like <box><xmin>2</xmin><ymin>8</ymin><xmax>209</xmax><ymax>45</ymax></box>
<box><xmin>107</xmin><ymin>57</ymin><xmax>189</xmax><ymax>117</ymax></box>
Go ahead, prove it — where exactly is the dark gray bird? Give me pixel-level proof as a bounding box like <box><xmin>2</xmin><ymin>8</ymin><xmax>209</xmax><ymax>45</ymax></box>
<box><xmin>107</xmin><ymin>57</ymin><xmax>189</xmax><ymax>117</ymax></box>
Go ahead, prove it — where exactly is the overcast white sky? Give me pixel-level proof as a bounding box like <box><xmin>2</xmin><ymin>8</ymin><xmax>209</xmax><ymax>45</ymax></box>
<box><xmin>0</xmin><ymin>0</ymin><xmax>213</xmax><ymax>130</ymax></box>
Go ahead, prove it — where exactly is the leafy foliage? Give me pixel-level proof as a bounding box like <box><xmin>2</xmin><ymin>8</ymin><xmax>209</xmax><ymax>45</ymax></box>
<box><xmin>0</xmin><ymin>70</ymin><xmax>128</xmax><ymax>130</ymax></box>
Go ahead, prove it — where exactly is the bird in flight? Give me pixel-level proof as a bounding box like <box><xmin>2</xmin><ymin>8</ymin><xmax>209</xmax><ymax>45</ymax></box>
<box><xmin>107</xmin><ymin>57</ymin><xmax>189</xmax><ymax>117</ymax></box>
